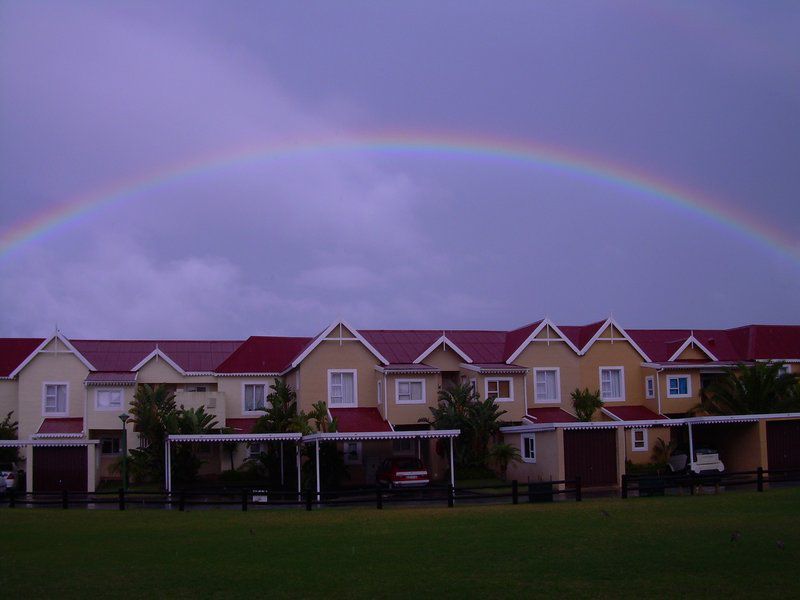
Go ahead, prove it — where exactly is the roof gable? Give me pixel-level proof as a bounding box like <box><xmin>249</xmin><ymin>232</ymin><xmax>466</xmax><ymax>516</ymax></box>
<box><xmin>413</xmin><ymin>335</ymin><xmax>472</xmax><ymax>364</ymax></box>
<box><xmin>9</xmin><ymin>333</ymin><xmax>95</xmax><ymax>378</ymax></box>
<box><xmin>505</xmin><ymin>319</ymin><xmax>580</xmax><ymax>363</ymax></box>
<box><xmin>576</xmin><ymin>318</ymin><xmax>652</xmax><ymax>361</ymax></box>
<box><xmin>0</xmin><ymin>338</ymin><xmax>45</xmax><ymax>378</ymax></box>
<box><xmin>290</xmin><ymin>321</ymin><xmax>389</xmax><ymax>369</ymax></box>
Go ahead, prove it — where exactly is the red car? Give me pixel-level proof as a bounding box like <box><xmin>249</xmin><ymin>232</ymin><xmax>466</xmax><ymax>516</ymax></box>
<box><xmin>376</xmin><ymin>457</ymin><xmax>429</xmax><ymax>488</ymax></box>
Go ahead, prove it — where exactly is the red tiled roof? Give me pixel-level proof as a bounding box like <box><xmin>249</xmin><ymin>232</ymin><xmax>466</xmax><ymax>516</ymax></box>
<box><xmin>469</xmin><ymin>363</ymin><xmax>528</xmax><ymax>373</ymax></box>
<box><xmin>85</xmin><ymin>371</ymin><xmax>137</xmax><ymax>384</ymax></box>
<box><xmin>361</xmin><ymin>329</ymin><xmax>509</xmax><ymax>365</ymax></box>
<box><xmin>526</xmin><ymin>407</ymin><xmax>578</xmax><ymax>423</ymax></box>
<box><xmin>502</xmin><ymin>321</ymin><xmax>543</xmax><ymax>359</ymax></box>
<box><xmin>604</xmin><ymin>405</ymin><xmax>667</xmax><ymax>421</ymax></box>
<box><xmin>215</xmin><ymin>336</ymin><xmax>313</xmax><ymax>374</ymax></box>
<box><xmin>330</xmin><ymin>407</ymin><xmax>392</xmax><ymax>433</ymax></box>
<box><xmin>37</xmin><ymin>417</ymin><xmax>84</xmax><ymax>435</ymax></box>
<box><xmin>72</xmin><ymin>340</ymin><xmax>244</xmax><ymax>372</ymax></box>
<box><xmin>728</xmin><ymin>325</ymin><xmax>800</xmax><ymax>360</ymax></box>
<box><xmin>557</xmin><ymin>321</ymin><xmax>607</xmax><ymax>351</ymax></box>
<box><xmin>225</xmin><ymin>418</ymin><xmax>261</xmax><ymax>434</ymax></box>
<box><xmin>379</xmin><ymin>363</ymin><xmax>441</xmax><ymax>372</ymax></box>
<box><xmin>0</xmin><ymin>338</ymin><xmax>44</xmax><ymax>377</ymax></box>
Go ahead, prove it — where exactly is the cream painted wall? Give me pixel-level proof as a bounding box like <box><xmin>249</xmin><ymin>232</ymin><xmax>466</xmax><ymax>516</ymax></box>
<box><xmin>623</xmin><ymin>425</ymin><xmax>671</xmax><ymax>465</ymax></box>
<box><xmin>293</xmin><ymin>336</ymin><xmax>380</xmax><ymax>412</ymax></box>
<box><xmin>514</xmin><ymin>341</ymin><xmax>580</xmax><ymax>409</ymax></box>
<box><xmin>16</xmin><ymin>340</ymin><xmax>89</xmax><ymax>439</ymax></box>
<box><xmin>0</xmin><ymin>380</ymin><xmax>18</xmax><ymax>420</ymax></box>
<box><xmin>658</xmin><ymin>371</ymin><xmax>701</xmax><ymax>414</ymax></box>
<box><xmin>422</xmin><ymin>347</ymin><xmax>464</xmax><ymax>372</ymax></box>
<box><xmin>504</xmin><ymin>429</ymin><xmax>563</xmax><ymax>483</ymax></box>
<box><xmin>217</xmin><ymin>376</ymin><xmax>278</xmax><ymax>420</ymax></box>
<box><xmin>384</xmin><ymin>374</ymin><xmax>439</xmax><ymax>426</ymax></box>
<box><xmin>578</xmin><ymin>339</ymin><xmax>647</xmax><ymax>407</ymax></box>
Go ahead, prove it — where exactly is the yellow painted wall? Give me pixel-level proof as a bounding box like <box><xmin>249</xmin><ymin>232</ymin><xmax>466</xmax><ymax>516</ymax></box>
<box><xmin>514</xmin><ymin>341</ymin><xmax>580</xmax><ymax>409</ymax></box>
<box><xmin>422</xmin><ymin>347</ymin><xmax>464</xmax><ymax>372</ymax></box>
<box><xmin>217</xmin><ymin>376</ymin><xmax>278</xmax><ymax>419</ymax></box>
<box><xmin>658</xmin><ymin>371</ymin><xmax>702</xmax><ymax>414</ymax></box>
<box><xmin>384</xmin><ymin>374</ymin><xmax>439</xmax><ymax>426</ymax></box>
<box><xmin>0</xmin><ymin>380</ymin><xmax>18</xmax><ymax>421</ymax></box>
<box><xmin>623</xmin><ymin>426</ymin><xmax>671</xmax><ymax>465</ymax></box>
<box><xmin>579</xmin><ymin>339</ymin><xmax>647</xmax><ymax>406</ymax></box>
<box><xmin>504</xmin><ymin>429</ymin><xmax>563</xmax><ymax>483</ymax></box>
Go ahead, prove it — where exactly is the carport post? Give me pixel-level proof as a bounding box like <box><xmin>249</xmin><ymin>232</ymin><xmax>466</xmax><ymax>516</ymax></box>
<box><xmin>280</xmin><ymin>442</ymin><xmax>285</xmax><ymax>487</ymax></box>
<box><xmin>449</xmin><ymin>436</ymin><xmax>455</xmax><ymax>489</ymax></box>
<box><xmin>165</xmin><ymin>438</ymin><xmax>172</xmax><ymax>494</ymax></box>
<box><xmin>315</xmin><ymin>439</ymin><xmax>321</xmax><ymax>502</ymax></box>
<box><xmin>296</xmin><ymin>443</ymin><xmax>302</xmax><ymax>501</ymax></box>
<box><xmin>688</xmin><ymin>422</ymin><xmax>695</xmax><ymax>469</ymax></box>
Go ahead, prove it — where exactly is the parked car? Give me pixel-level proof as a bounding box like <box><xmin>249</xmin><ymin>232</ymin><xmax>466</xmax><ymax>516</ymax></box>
<box><xmin>376</xmin><ymin>457</ymin><xmax>429</xmax><ymax>488</ymax></box>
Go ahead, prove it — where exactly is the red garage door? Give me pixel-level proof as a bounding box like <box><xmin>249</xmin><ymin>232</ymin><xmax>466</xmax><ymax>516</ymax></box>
<box><xmin>564</xmin><ymin>429</ymin><xmax>618</xmax><ymax>487</ymax></box>
<box><xmin>767</xmin><ymin>420</ymin><xmax>800</xmax><ymax>472</ymax></box>
<box><xmin>33</xmin><ymin>447</ymin><xmax>88</xmax><ymax>492</ymax></box>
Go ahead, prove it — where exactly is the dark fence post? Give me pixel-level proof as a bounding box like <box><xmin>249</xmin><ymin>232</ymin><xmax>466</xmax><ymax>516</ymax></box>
<box><xmin>527</xmin><ymin>483</ymin><xmax>534</xmax><ymax>503</ymax></box>
<box><xmin>621</xmin><ymin>474</ymin><xmax>628</xmax><ymax>499</ymax></box>
<box><xmin>376</xmin><ymin>486</ymin><xmax>383</xmax><ymax>510</ymax></box>
<box><xmin>447</xmin><ymin>484</ymin><xmax>454</xmax><ymax>508</ymax></box>
<box><xmin>511</xmin><ymin>480</ymin><xmax>518</xmax><ymax>505</ymax></box>
<box><xmin>118</xmin><ymin>488</ymin><xmax>125</xmax><ymax>511</ymax></box>
<box><xmin>242</xmin><ymin>489</ymin><xmax>248</xmax><ymax>511</ymax></box>
<box><xmin>305</xmin><ymin>488</ymin><xmax>313</xmax><ymax>511</ymax></box>
<box><xmin>179</xmin><ymin>491</ymin><xmax>185</xmax><ymax>511</ymax></box>
<box><xmin>62</xmin><ymin>489</ymin><xmax>69</xmax><ymax>509</ymax></box>
<box><xmin>575</xmin><ymin>476</ymin><xmax>582</xmax><ymax>502</ymax></box>
<box><xmin>8</xmin><ymin>487</ymin><xmax>15</xmax><ymax>508</ymax></box>
<box><xmin>757</xmin><ymin>467</ymin><xmax>764</xmax><ymax>492</ymax></box>
<box><xmin>689</xmin><ymin>472</ymin><xmax>695</xmax><ymax>496</ymax></box>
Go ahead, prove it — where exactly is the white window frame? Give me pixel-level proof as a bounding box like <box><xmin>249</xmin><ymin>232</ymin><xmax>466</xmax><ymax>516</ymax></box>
<box><xmin>327</xmin><ymin>369</ymin><xmax>358</xmax><ymax>407</ymax></box>
<box><xmin>343</xmin><ymin>441</ymin><xmax>362</xmax><ymax>465</ymax></box>
<box><xmin>395</xmin><ymin>379</ymin><xmax>426</xmax><ymax>405</ymax></box>
<box><xmin>599</xmin><ymin>367</ymin><xmax>625</xmax><ymax>402</ymax></box>
<box><xmin>533</xmin><ymin>368</ymin><xmax>561</xmax><ymax>404</ymax></box>
<box><xmin>42</xmin><ymin>382</ymin><xmax>69</xmax><ymax>416</ymax></box>
<box><xmin>248</xmin><ymin>443</ymin><xmax>262</xmax><ymax>459</ymax></box>
<box><xmin>666</xmin><ymin>375</ymin><xmax>692</xmax><ymax>398</ymax></box>
<box><xmin>242</xmin><ymin>382</ymin><xmax>270</xmax><ymax>414</ymax></box>
<box><xmin>485</xmin><ymin>377</ymin><xmax>514</xmax><ymax>403</ymax></box>
<box><xmin>631</xmin><ymin>428</ymin><xmax>648</xmax><ymax>452</ymax></box>
<box><xmin>521</xmin><ymin>433</ymin><xmax>536</xmax><ymax>463</ymax></box>
<box><xmin>95</xmin><ymin>388</ymin><xmax>124</xmax><ymax>411</ymax></box>
<box><xmin>645</xmin><ymin>376</ymin><xmax>655</xmax><ymax>399</ymax></box>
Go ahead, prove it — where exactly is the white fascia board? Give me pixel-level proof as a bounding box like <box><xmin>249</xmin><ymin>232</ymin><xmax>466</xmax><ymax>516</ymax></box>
<box><xmin>413</xmin><ymin>335</ymin><xmax>472</xmax><ymax>364</ymax></box>
<box><xmin>168</xmin><ymin>433</ymin><xmax>302</xmax><ymax>443</ymax></box>
<box><xmin>9</xmin><ymin>333</ymin><xmax>96</xmax><ymax>378</ymax></box>
<box><xmin>668</xmin><ymin>336</ymin><xmax>719</xmax><ymax>362</ymax></box>
<box><xmin>601</xmin><ymin>407</ymin><xmax>623</xmax><ymax>421</ymax></box>
<box><xmin>290</xmin><ymin>320</ymin><xmax>389</xmax><ymax>369</ymax></box>
<box><xmin>580</xmin><ymin>318</ymin><xmax>652</xmax><ymax>362</ymax></box>
<box><xmin>505</xmin><ymin>319</ymin><xmax>581</xmax><ymax>364</ymax></box>
<box><xmin>131</xmin><ymin>348</ymin><xmax>187</xmax><ymax>375</ymax></box>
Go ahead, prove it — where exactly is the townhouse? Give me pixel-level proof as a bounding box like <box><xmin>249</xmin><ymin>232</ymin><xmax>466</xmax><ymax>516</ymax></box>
<box><xmin>0</xmin><ymin>318</ymin><xmax>798</xmax><ymax>494</ymax></box>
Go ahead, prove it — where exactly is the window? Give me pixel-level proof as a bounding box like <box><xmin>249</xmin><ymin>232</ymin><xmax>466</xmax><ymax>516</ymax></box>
<box><xmin>185</xmin><ymin>385</ymin><xmax>207</xmax><ymax>393</ymax></box>
<box><xmin>100</xmin><ymin>437</ymin><xmax>121</xmax><ymax>455</ymax></box>
<box><xmin>43</xmin><ymin>383</ymin><xmax>68</xmax><ymax>415</ymax></box>
<box><xmin>396</xmin><ymin>379</ymin><xmax>425</xmax><ymax>404</ymax></box>
<box><xmin>631</xmin><ymin>428</ymin><xmax>648</xmax><ymax>452</ymax></box>
<box><xmin>343</xmin><ymin>441</ymin><xmax>362</xmax><ymax>465</ymax></box>
<box><xmin>667</xmin><ymin>375</ymin><xmax>691</xmax><ymax>398</ymax></box>
<box><xmin>377</xmin><ymin>380</ymin><xmax>384</xmax><ymax>405</ymax></box>
<box><xmin>645</xmin><ymin>376</ymin><xmax>655</xmax><ymax>399</ymax></box>
<box><xmin>486</xmin><ymin>378</ymin><xmax>513</xmax><ymax>402</ymax></box>
<box><xmin>534</xmin><ymin>369</ymin><xmax>560</xmax><ymax>403</ymax></box>
<box><xmin>521</xmin><ymin>434</ymin><xmax>536</xmax><ymax>463</ymax></box>
<box><xmin>96</xmin><ymin>389</ymin><xmax>123</xmax><ymax>410</ymax></box>
<box><xmin>248</xmin><ymin>443</ymin><xmax>262</xmax><ymax>459</ymax></box>
<box><xmin>778</xmin><ymin>364</ymin><xmax>791</xmax><ymax>376</ymax></box>
<box><xmin>392</xmin><ymin>439</ymin><xmax>415</xmax><ymax>455</ymax></box>
<box><xmin>243</xmin><ymin>383</ymin><xmax>268</xmax><ymax>412</ymax></box>
<box><xmin>599</xmin><ymin>368</ymin><xmax>624</xmax><ymax>401</ymax></box>
<box><xmin>328</xmin><ymin>370</ymin><xmax>357</xmax><ymax>406</ymax></box>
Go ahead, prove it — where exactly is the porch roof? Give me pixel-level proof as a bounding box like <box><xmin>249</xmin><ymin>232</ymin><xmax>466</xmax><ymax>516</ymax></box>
<box><xmin>303</xmin><ymin>429</ymin><xmax>461</xmax><ymax>442</ymax></box>
<box><xmin>642</xmin><ymin>360</ymin><xmax>741</xmax><ymax>370</ymax></box>
<box><xmin>524</xmin><ymin>407</ymin><xmax>578</xmax><ymax>423</ymax></box>
<box><xmin>602</xmin><ymin>406</ymin><xmax>668</xmax><ymax>422</ymax></box>
<box><xmin>34</xmin><ymin>417</ymin><xmax>84</xmax><ymax>438</ymax></box>
<box><xmin>461</xmin><ymin>363</ymin><xmax>528</xmax><ymax>374</ymax></box>
<box><xmin>85</xmin><ymin>371</ymin><xmax>137</xmax><ymax>385</ymax></box>
<box><xmin>167</xmin><ymin>432</ymin><xmax>302</xmax><ymax>443</ymax></box>
<box><xmin>330</xmin><ymin>407</ymin><xmax>393</xmax><ymax>433</ymax></box>
<box><xmin>374</xmin><ymin>363</ymin><xmax>441</xmax><ymax>374</ymax></box>
<box><xmin>225</xmin><ymin>417</ymin><xmax>261</xmax><ymax>434</ymax></box>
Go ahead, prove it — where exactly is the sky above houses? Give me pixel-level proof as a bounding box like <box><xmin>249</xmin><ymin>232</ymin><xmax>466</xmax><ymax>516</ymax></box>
<box><xmin>0</xmin><ymin>1</ymin><xmax>798</xmax><ymax>339</ymax></box>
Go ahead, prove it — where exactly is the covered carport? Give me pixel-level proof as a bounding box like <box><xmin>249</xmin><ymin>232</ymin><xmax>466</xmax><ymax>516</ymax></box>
<box><xmin>165</xmin><ymin>432</ymin><xmax>303</xmax><ymax>494</ymax></box>
<box><xmin>302</xmin><ymin>429</ymin><xmax>461</xmax><ymax>501</ymax></box>
<box><xmin>0</xmin><ymin>438</ymin><xmax>99</xmax><ymax>493</ymax></box>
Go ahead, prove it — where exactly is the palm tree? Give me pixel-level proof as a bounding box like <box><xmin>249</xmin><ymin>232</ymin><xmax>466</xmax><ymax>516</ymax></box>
<box><xmin>173</xmin><ymin>405</ymin><xmax>219</xmax><ymax>483</ymax></box>
<box><xmin>0</xmin><ymin>411</ymin><xmax>20</xmax><ymax>464</ymax></box>
<box><xmin>127</xmin><ymin>384</ymin><xmax>178</xmax><ymax>482</ymax></box>
<box><xmin>651</xmin><ymin>437</ymin><xmax>677</xmax><ymax>465</ymax></box>
<box><xmin>468</xmin><ymin>397</ymin><xmax>507</xmax><ymax>463</ymax></box>
<box><xmin>571</xmin><ymin>388</ymin><xmax>602</xmax><ymax>421</ymax></box>
<box><xmin>697</xmin><ymin>362</ymin><xmax>798</xmax><ymax>415</ymax></box>
<box><xmin>489</xmin><ymin>443</ymin><xmax>521</xmax><ymax>481</ymax></box>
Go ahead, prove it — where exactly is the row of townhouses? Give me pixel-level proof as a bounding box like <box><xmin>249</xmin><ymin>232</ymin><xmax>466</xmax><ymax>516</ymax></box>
<box><xmin>1</xmin><ymin>317</ymin><xmax>798</xmax><ymax>493</ymax></box>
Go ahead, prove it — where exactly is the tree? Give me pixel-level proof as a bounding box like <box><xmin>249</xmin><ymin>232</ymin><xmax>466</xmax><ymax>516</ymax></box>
<box><xmin>489</xmin><ymin>443</ymin><xmax>521</xmax><ymax>481</ymax></box>
<box><xmin>0</xmin><ymin>411</ymin><xmax>20</xmax><ymax>464</ymax></box>
<box><xmin>697</xmin><ymin>362</ymin><xmax>799</xmax><ymax>415</ymax></box>
<box><xmin>651</xmin><ymin>437</ymin><xmax>677</xmax><ymax>465</ymax></box>
<box><xmin>172</xmin><ymin>406</ymin><xmax>219</xmax><ymax>483</ymax></box>
<box><xmin>571</xmin><ymin>388</ymin><xmax>602</xmax><ymax>421</ymax></box>
<box><xmin>126</xmin><ymin>384</ymin><xmax>178</xmax><ymax>483</ymax></box>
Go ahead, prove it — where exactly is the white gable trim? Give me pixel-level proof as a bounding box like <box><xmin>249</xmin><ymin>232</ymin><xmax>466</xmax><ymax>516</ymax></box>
<box><xmin>668</xmin><ymin>335</ymin><xmax>719</xmax><ymax>362</ymax></box>
<box><xmin>131</xmin><ymin>348</ymin><xmax>187</xmax><ymax>375</ymax></box>
<box><xmin>9</xmin><ymin>333</ymin><xmax>96</xmax><ymax>378</ymax></box>
<box><xmin>413</xmin><ymin>335</ymin><xmax>472</xmax><ymax>364</ymax></box>
<box><xmin>290</xmin><ymin>320</ymin><xmax>389</xmax><ymax>369</ymax></box>
<box><xmin>505</xmin><ymin>319</ymin><xmax>581</xmax><ymax>364</ymax></box>
<box><xmin>580</xmin><ymin>318</ymin><xmax>652</xmax><ymax>362</ymax></box>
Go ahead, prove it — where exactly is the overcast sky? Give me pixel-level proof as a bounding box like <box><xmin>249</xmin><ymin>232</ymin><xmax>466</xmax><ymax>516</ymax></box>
<box><xmin>1</xmin><ymin>1</ymin><xmax>798</xmax><ymax>339</ymax></box>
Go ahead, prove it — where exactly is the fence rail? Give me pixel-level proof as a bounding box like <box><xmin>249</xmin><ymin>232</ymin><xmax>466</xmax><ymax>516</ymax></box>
<box><xmin>621</xmin><ymin>466</ymin><xmax>800</xmax><ymax>498</ymax></box>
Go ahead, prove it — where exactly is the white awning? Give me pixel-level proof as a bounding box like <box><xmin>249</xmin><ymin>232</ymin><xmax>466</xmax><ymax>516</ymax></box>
<box><xmin>303</xmin><ymin>429</ymin><xmax>461</xmax><ymax>442</ymax></box>
<box><xmin>167</xmin><ymin>433</ymin><xmax>303</xmax><ymax>443</ymax></box>
<box><xmin>0</xmin><ymin>439</ymin><xmax>100</xmax><ymax>447</ymax></box>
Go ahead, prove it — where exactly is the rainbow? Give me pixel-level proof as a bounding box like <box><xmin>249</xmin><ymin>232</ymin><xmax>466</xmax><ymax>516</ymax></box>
<box><xmin>1</xmin><ymin>131</ymin><xmax>797</xmax><ymax>261</ymax></box>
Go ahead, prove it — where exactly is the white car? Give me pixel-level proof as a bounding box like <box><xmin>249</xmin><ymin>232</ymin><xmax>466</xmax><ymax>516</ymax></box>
<box><xmin>690</xmin><ymin>449</ymin><xmax>725</xmax><ymax>474</ymax></box>
<box><xmin>0</xmin><ymin>466</ymin><xmax>17</xmax><ymax>492</ymax></box>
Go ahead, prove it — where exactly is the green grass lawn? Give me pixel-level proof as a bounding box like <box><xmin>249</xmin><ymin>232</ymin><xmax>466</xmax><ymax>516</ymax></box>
<box><xmin>2</xmin><ymin>489</ymin><xmax>799</xmax><ymax>598</ymax></box>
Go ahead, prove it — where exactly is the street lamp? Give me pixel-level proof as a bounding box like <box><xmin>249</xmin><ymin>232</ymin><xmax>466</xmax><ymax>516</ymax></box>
<box><xmin>119</xmin><ymin>413</ymin><xmax>130</xmax><ymax>492</ymax></box>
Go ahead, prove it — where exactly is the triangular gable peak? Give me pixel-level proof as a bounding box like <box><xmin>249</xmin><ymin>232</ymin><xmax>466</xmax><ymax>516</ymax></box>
<box><xmin>131</xmin><ymin>347</ymin><xmax>187</xmax><ymax>376</ymax></box>
<box><xmin>413</xmin><ymin>335</ymin><xmax>472</xmax><ymax>364</ymax></box>
<box><xmin>580</xmin><ymin>318</ymin><xmax>652</xmax><ymax>362</ymax></box>
<box><xmin>289</xmin><ymin>320</ymin><xmax>389</xmax><ymax>370</ymax></box>
<box><xmin>9</xmin><ymin>332</ymin><xmax>96</xmax><ymax>378</ymax></box>
<box><xmin>668</xmin><ymin>335</ymin><xmax>719</xmax><ymax>362</ymax></box>
<box><xmin>505</xmin><ymin>319</ymin><xmax>581</xmax><ymax>364</ymax></box>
